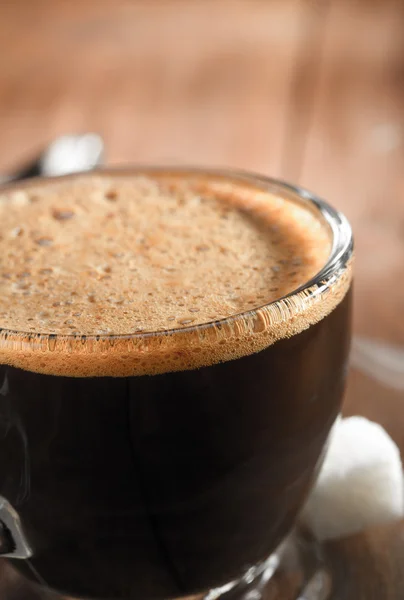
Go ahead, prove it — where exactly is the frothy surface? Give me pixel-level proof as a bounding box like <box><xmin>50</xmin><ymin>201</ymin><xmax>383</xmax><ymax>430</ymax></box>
<box><xmin>0</xmin><ymin>172</ymin><xmax>330</xmax><ymax>336</ymax></box>
<box><xmin>0</xmin><ymin>170</ymin><xmax>350</xmax><ymax>377</ymax></box>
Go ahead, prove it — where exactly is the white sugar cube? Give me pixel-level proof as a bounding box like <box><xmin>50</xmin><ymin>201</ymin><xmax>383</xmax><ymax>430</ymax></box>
<box><xmin>300</xmin><ymin>416</ymin><xmax>404</xmax><ymax>540</ymax></box>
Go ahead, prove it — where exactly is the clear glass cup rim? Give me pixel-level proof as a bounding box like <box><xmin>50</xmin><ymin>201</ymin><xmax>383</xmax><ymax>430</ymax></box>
<box><xmin>0</xmin><ymin>166</ymin><xmax>353</xmax><ymax>341</ymax></box>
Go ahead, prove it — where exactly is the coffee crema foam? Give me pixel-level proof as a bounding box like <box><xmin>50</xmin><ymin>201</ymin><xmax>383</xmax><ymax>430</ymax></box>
<box><xmin>0</xmin><ymin>170</ymin><xmax>351</xmax><ymax>377</ymax></box>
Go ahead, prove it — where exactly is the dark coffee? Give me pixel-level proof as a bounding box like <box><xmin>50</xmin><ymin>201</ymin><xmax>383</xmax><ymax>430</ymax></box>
<box><xmin>0</xmin><ymin>170</ymin><xmax>352</xmax><ymax>599</ymax></box>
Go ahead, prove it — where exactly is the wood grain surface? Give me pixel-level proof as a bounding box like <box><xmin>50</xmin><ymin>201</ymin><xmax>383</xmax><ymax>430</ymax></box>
<box><xmin>0</xmin><ymin>0</ymin><xmax>403</xmax><ymax>598</ymax></box>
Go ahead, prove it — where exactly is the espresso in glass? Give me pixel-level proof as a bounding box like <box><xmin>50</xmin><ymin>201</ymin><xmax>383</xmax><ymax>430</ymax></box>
<box><xmin>0</xmin><ymin>169</ymin><xmax>352</xmax><ymax>600</ymax></box>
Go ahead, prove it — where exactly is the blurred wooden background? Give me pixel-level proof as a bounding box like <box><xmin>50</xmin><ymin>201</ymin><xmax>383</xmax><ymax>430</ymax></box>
<box><xmin>0</xmin><ymin>0</ymin><xmax>403</xmax><ymax>437</ymax></box>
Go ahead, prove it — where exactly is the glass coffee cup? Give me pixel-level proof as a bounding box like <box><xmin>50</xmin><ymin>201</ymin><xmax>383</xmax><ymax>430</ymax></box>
<box><xmin>0</xmin><ymin>168</ymin><xmax>353</xmax><ymax>600</ymax></box>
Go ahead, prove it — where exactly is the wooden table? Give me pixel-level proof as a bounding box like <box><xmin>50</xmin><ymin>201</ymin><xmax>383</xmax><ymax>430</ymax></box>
<box><xmin>0</xmin><ymin>0</ymin><xmax>403</xmax><ymax>597</ymax></box>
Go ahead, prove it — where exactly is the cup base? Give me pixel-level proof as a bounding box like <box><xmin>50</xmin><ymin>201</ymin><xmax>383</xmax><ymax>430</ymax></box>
<box><xmin>0</xmin><ymin>532</ymin><xmax>331</xmax><ymax>600</ymax></box>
